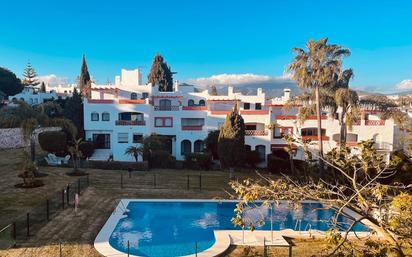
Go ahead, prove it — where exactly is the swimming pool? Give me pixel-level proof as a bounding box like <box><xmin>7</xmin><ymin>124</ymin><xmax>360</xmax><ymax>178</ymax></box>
<box><xmin>95</xmin><ymin>200</ymin><xmax>369</xmax><ymax>257</ymax></box>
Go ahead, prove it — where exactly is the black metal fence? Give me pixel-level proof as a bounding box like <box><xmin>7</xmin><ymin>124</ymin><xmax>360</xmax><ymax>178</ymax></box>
<box><xmin>0</xmin><ymin>175</ymin><xmax>89</xmax><ymax>250</ymax></box>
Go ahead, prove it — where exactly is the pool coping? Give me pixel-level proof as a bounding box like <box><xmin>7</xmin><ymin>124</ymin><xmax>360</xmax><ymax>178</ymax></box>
<box><xmin>94</xmin><ymin>199</ymin><xmax>373</xmax><ymax>257</ymax></box>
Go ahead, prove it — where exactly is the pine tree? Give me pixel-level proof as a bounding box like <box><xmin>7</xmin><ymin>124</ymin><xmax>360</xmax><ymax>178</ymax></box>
<box><xmin>22</xmin><ymin>62</ymin><xmax>40</xmax><ymax>86</ymax></box>
<box><xmin>79</xmin><ymin>55</ymin><xmax>91</xmax><ymax>98</ymax></box>
<box><xmin>147</xmin><ymin>53</ymin><xmax>174</xmax><ymax>92</ymax></box>
<box><xmin>217</xmin><ymin>104</ymin><xmax>245</xmax><ymax>170</ymax></box>
<box><xmin>210</xmin><ymin>85</ymin><xmax>218</xmax><ymax>96</ymax></box>
<box><xmin>40</xmin><ymin>82</ymin><xmax>46</xmax><ymax>92</ymax></box>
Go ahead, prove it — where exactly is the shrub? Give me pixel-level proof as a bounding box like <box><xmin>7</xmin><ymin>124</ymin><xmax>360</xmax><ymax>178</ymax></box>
<box><xmin>184</xmin><ymin>152</ymin><xmax>212</xmax><ymax>170</ymax></box>
<box><xmin>267</xmin><ymin>154</ymin><xmax>290</xmax><ymax>173</ymax></box>
<box><xmin>149</xmin><ymin>150</ymin><xmax>176</xmax><ymax>169</ymax></box>
<box><xmin>390</xmin><ymin>150</ymin><xmax>412</xmax><ymax>184</ymax></box>
<box><xmin>79</xmin><ymin>141</ymin><xmax>95</xmax><ymax>158</ymax></box>
<box><xmin>205</xmin><ymin>130</ymin><xmax>219</xmax><ymax>159</ymax></box>
<box><xmin>245</xmin><ymin>150</ymin><xmax>260</xmax><ymax>168</ymax></box>
<box><xmin>38</xmin><ymin>131</ymin><xmax>67</xmax><ymax>153</ymax></box>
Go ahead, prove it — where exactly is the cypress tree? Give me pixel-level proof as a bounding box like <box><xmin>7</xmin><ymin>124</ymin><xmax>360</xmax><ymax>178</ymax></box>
<box><xmin>217</xmin><ymin>104</ymin><xmax>245</xmax><ymax>171</ymax></box>
<box><xmin>40</xmin><ymin>82</ymin><xmax>46</xmax><ymax>92</ymax></box>
<box><xmin>79</xmin><ymin>55</ymin><xmax>91</xmax><ymax>98</ymax></box>
<box><xmin>22</xmin><ymin>62</ymin><xmax>40</xmax><ymax>86</ymax></box>
<box><xmin>210</xmin><ymin>85</ymin><xmax>218</xmax><ymax>96</ymax></box>
<box><xmin>63</xmin><ymin>89</ymin><xmax>84</xmax><ymax>137</ymax></box>
<box><xmin>147</xmin><ymin>53</ymin><xmax>174</xmax><ymax>92</ymax></box>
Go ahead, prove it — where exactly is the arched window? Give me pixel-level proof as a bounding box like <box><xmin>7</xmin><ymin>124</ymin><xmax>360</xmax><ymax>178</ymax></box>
<box><xmin>255</xmin><ymin>145</ymin><xmax>266</xmax><ymax>162</ymax></box>
<box><xmin>91</xmin><ymin>112</ymin><xmax>99</xmax><ymax>121</ymax></box>
<box><xmin>181</xmin><ymin>140</ymin><xmax>191</xmax><ymax>155</ymax></box>
<box><xmin>194</xmin><ymin>140</ymin><xmax>204</xmax><ymax>152</ymax></box>
<box><xmin>188</xmin><ymin>99</ymin><xmax>195</xmax><ymax>106</ymax></box>
<box><xmin>199</xmin><ymin>99</ymin><xmax>206</xmax><ymax>106</ymax></box>
<box><xmin>102</xmin><ymin>112</ymin><xmax>110</xmax><ymax>121</ymax></box>
<box><xmin>131</xmin><ymin>93</ymin><xmax>138</xmax><ymax>100</ymax></box>
<box><xmin>244</xmin><ymin>145</ymin><xmax>252</xmax><ymax>152</ymax></box>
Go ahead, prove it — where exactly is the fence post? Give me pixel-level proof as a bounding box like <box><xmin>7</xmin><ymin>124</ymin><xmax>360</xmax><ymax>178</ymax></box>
<box><xmin>86</xmin><ymin>174</ymin><xmax>90</xmax><ymax>186</ymax></box>
<box><xmin>60</xmin><ymin>241</ymin><xmax>62</xmax><ymax>257</ymax></box>
<box><xmin>153</xmin><ymin>174</ymin><xmax>156</xmax><ymax>188</ymax></box>
<box><xmin>127</xmin><ymin>240</ymin><xmax>130</xmax><ymax>257</ymax></box>
<box><xmin>77</xmin><ymin>179</ymin><xmax>81</xmax><ymax>195</ymax></box>
<box><xmin>121</xmin><ymin>173</ymin><xmax>123</xmax><ymax>189</ymax></box>
<box><xmin>263</xmin><ymin>237</ymin><xmax>267</xmax><ymax>257</ymax></box>
<box><xmin>12</xmin><ymin>222</ymin><xmax>16</xmax><ymax>246</ymax></box>
<box><xmin>195</xmin><ymin>241</ymin><xmax>198</xmax><ymax>257</ymax></box>
<box><xmin>62</xmin><ymin>189</ymin><xmax>65</xmax><ymax>209</ymax></box>
<box><xmin>46</xmin><ymin>199</ymin><xmax>50</xmax><ymax>221</ymax></box>
<box><xmin>199</xmin><ymin>175</ymin><xmax>202</xmax><ymax>191</ymax></box>
<box><xmin>187</xmin><ymin>175</ymin><xmax>189</xmax><ymax>190</ymax></box>
<box><xmin>66</xmin><ymin>185</ymin><xmax>70</xmax><ymax>205</ymax></box>
<box><xmin>26</xmin><ymin>213</ymin><xmax>30</xmax><ymax>237</ymax></box>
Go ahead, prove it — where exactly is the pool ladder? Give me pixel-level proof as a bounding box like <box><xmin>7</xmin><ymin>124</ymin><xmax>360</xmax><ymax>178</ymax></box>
<box><xmin>294</xmin><ymin>220</ymin><xmax>312</xmax><ymax>235</ymax></box>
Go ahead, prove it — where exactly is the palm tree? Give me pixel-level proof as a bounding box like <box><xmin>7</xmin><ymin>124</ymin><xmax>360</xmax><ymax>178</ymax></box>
<box><xmin>125</xmin><ymin>145</ymin><xmax>144</xmax><ymax>162</ymax></box>
<box><xmin>287</xmin><ymin>38</ymin><xmax>350</xmax><ymax>157</ymax></box>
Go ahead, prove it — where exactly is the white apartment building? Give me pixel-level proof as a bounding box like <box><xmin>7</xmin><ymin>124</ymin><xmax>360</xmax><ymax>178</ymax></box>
<box><xmin>83</xmin><ymin>68</ymin><xmax>401</xmax><ymax>163</ymax></box>
<box><xmin>8</xmin><ymin>86</ymin><xmax>58</xmax><ymax>105</ymax></box>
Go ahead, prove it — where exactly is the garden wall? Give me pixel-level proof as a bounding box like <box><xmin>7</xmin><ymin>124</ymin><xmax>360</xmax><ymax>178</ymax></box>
<box><xmin>0</xmin><ymin>127</ymin><xmax>61</xmax><ymax>149</ymax></box>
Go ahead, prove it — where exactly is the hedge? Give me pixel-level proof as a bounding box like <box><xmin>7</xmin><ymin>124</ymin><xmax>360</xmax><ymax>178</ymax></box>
<box><xmin>184</xmin><ymin>152</ymin><xmax>212</xmax><ymax>170</ymax></box>
<box><xmin>38</xmin><ymin>131</ymin><xmax>67</xmax><ymax>153</ymax></box>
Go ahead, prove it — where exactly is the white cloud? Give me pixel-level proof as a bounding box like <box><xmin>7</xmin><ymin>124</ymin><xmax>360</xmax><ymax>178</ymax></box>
<box><xmin>396</xmin><ymin>79</ymin><xmax>412</xmax><ymax>90</ymax></box>
<box><xmin>38</xmin><ymin>74</ymin><xmax>69</xmax><ymax>86</ymax></box>
<box><xmin>186</xmin><ymin>73</ymin><xmax>292</xmax><ymax>88</ymax></box>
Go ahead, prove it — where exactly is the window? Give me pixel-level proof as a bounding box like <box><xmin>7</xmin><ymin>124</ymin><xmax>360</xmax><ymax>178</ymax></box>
<box><xmin>245</xmin><ymin>124</ymin><xmax>257</xmax><ymax>130</ymax></box>
<box><xmin>188</xmin><ymin>99</ymin><xmax>195</xmax><ymax>106</ymax></box>
<box><xmin>273</xmin><ymin>127</ymin><xmax>293</xmax><ymax>138</ymax></box>
<box><xmin>91</xmin><ymin>112</ymin><xmax>99</xmax><ymax>121</ymax></box>
<box><xmin>159</xmin><ymin>99</ymin><xmax>172</xmax><ymax>110</ymax></box>
<box><xmin>243</xmin><ymin>103</ymin><xmax>250</xmax><ymax>110</ymax></box>
<box><xmin>133</xmin><ymin>134</ymin><xmax>143</xmax><ymax>143</ymax></box>
<box><xmin>181</xmin><ymin>118</ymin><xmax>205</xmax><ymax>127</ymax></box>
<box><xmin>255</xmin><ymin>145</ymin><xmax>266</xmax><ymax>161</ymax></box>
<box><xmin>142</xmin><ymin>92</ymin><xmax>149</xmax><ymax>99</ymax></box>
<box><xmin>245</xmin><ymin>145</ymin><xmax>252</xmax><ymax>152</ymax></box>
<box><xmin>255</xmin><ymin>103</ymin><xmax>262</xmax><ymax>110</ymax></box>
<box><xmin>118</xmin><ymin>133</ymin><xmax>128</xmax><ymax>143</ymax></box>
<box><xmin>194</xmin><ymin>140</ymin><xmax>204</xmax><ymax>152</ymax></box>
<box><xmin>118</xmin><ymin>112</ymin><xmax>144</xmax><ymax>121</ymax></box>
<box><xmin>102</xmin><ymin>112</ymin><xmax>110</xmax><ymax>121</ymax></box>
<box><xmin>301</xmin><ymin>128</ymin><xmax>326</xmax><ymax>136</ymax></box>
<box><xmin>155</xmin><ymin>117</ymin><xmax>173</xmax><ymax>127</ymax></box>
<box><xmin>181</xmin><ymin>140</ymin><xmax>191</xmax><ymax>155</ymax></box>
<box><xmin>131</xmin><ymin>93</ymin><xmax>137</xmax><ymax>100</ymax></box>
<box><xmin>199</xmin><ymin>100</ymin><xmax>206</xmax><ymax>106</ymax></box>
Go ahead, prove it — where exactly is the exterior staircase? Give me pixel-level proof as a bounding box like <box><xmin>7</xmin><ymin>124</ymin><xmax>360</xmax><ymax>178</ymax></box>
<box><xmin>89</xmin><ymin>149</ymin><xmax>112</xmax><ymax>161</ymax></box>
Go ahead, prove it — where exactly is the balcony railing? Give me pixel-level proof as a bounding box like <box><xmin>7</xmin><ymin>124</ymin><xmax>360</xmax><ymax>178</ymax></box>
<box><xmin>182</xmin><ymin>106</ymin><xmax>207</xmax><ymax>111</ymax></box>
<box><xmin>365</xmin><ymin>120</ymin><xmax>385</xmax><ymax>126</ymax></box>
<box><xmin>240</xmin><ymin>109</ymin><xmax>269</xmax><ymax>115</ymax></box>
<box><xmin>301</xmin><ymin>135</ymin><xmax>330</xmax><ymax>141</ymax></box>
<box><xmin>115</xmin><ymin>120</ymin><xmax>146</xmax><ymax>126</ymax></box>
<box><xmin>245</xmin><ymin>130</ymin><xmax>268</xmax><ymax>136</ymax></box>
<box><xmin>182</xmin><ymin>125</ymin><xmax>203</xmax><ymax>131</ymax></box>
<box><xmin>210</xmin><ymin>110</ymin><xmax>232</xmax><ymax>115</ymax></box>
<box><xmin>276</xmin><ymin>115</ymin><xmax>297</xmax><ymax>120</ymax></box>
<box><xmin>154</xmin><ymin>105</ymin><xmax>180</xmax><ymax>111</ymax></box>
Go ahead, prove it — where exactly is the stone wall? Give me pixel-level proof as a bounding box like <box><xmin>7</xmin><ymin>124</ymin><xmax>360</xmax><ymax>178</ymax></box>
<box><xmin>0</xmin><ymin>127</ymin><xmax>61</xmax><ymax>149</ymax></box>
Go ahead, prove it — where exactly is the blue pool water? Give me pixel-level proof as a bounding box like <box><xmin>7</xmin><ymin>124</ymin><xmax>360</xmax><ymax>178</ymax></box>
<box><xmin>109</xmin><ymin>201</ymin><xmax>368</xmax><ymax>257</ymax></box>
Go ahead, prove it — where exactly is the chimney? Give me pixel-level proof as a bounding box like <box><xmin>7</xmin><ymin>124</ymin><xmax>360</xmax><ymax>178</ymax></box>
<box><xmin>228</xmin><ymin>85</ymin><xmax>234</xmax><ymax>96</ymax></box>
<box><xmin>283</xmin><ymin>88</ymin><xmax>291</xmax><ymax>100</ymax></box>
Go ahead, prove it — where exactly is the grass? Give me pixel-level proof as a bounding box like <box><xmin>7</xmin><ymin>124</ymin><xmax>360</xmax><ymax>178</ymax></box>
<box><xmin>0</xmin><ymin>148</ymin><xmax>410</xmax><ymax>257</ymax></box>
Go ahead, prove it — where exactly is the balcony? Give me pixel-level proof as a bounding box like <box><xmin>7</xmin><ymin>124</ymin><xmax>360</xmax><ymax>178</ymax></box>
<box><xmin>210</xmin><ymin>110</ymin><xmax>232</xmax><ymax>115</ymax></box>
<box><xmin>182</xmin><ymin>125</ymin><xmax>203</xmax><ymax>131</ymax></box>
<box><xmin>245</xmin><ymin>130</ymin><xmax>268</xmax><ymax>136</ymax></box>
<box><xmin>276</xmin><ymin>115</ymin><xmax>297</xmax><ymax>120</ymax></box>
<box><xmin>240</xmin><ymin>110</ymin><xmax>269</xmax><ymax>115</ymax></box>
<box><xmin>302</xmin><ymin>135</ymin><xmax>329</xmax><ymax>141</ymax></box>
<box><xmin>154</xmin><ymin>105</ymin><xmax>180</xmax><ymax>111</ymax></box>
<box><xmin>182</xmin><ymin>106</ymin><xmax>207</xmax><ymax>111</ymax></box>
<box><xmin>115</xmin><ymin>120</ymin><xmax>146</xmax><ymax>126</ymax></box>
<box><xmin>365</xmin><ymin>120</ymin><xmax>385</xmax><ymax>126</ymax></box>
<box><xmin>119</xmin><ymin>99</ymin><xmax>146</xmax><ymax>104</ymax></box>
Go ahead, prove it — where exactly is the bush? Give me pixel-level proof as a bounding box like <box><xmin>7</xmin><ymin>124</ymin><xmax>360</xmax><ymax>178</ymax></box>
<box><xmin>245</xmin><ymin>150</ymin><xmax>260</xmax><ymax>168</ymax></box>
<box><xmin>149</xmin><ymin>150</ymin><xmax>176</xmax><ymax>169</ymax></box>
<box><xmin>79</xmin><ymin>141</ymin><xmax>95</xmax><ymax>158</ymax></box>
<box><xmin>184</xmin><ymin>152</ymin><xmax>212</xmax><ymax>170</ymax></box>
<box><xmin>38</xmin><ymin>131</ymin><xmax>67</xmax><ymax>153</ymax></box>
<box><xmin>390</xmin><ymin>150</ymin><xmax>412</xmax><ymax>184</ymax></box>
<box><xmin>267</xmin><ymin>154</ymin><xmax>290</xmax><ymax>173</ymax></box>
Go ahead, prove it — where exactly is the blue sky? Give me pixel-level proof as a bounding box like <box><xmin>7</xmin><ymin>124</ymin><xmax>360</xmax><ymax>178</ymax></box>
<box><xmin>1</xmin><ymin>0</ymin><xmax>412</xmax><ymax>93</ymax></box>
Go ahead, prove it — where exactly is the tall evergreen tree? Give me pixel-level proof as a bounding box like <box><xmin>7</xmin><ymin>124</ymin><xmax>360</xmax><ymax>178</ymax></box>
<box><xmin>210</xmin><ymin>85</ymin><xmax>218</xmax><ymax>96</ymax></box>
<box><xmin>0</xmin><ymin>67</ymin><xmax>23</xmax><ymax>96</ymax></box>
<box><xmin>218</xmin><ymin>104</ymin><xmax>245</xmax><ymax>171</ymax></box>
<box><xmin>63</xmin><ymin>89</ymin><xmax>84</xmax><ymax>138</ymax></box>
<box><xmin>22</xmin><ymin>62</ymin><xmax>40</xmax><ymax>86</ymax></box>
<box><xmin>40</xmin><ymin>82</ymin><xmax>46</xmax><ymax>92</ymax></box>
<box><xmin>147</xmin><ymin>53</ymin><xmax>174</xmax><ymax>92</ymax></box>
<box><xmin>79</xmin><ymin>55</ymin><xmax>91</xmax><ymax>98</ymax></box>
